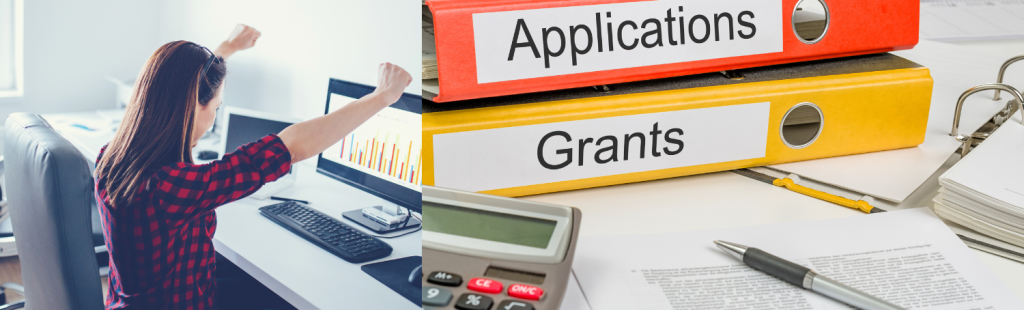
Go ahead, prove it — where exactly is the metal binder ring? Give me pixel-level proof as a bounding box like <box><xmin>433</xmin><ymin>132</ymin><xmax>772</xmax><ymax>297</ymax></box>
<box><xmin>994</xmin><ymin>54</ymin><xmax>1024</xmax><ymax>101</ymax></box>
<box><xmin>951</xmin><ymin>83</ymin><xmax>1024</xmax><ymax>139</ymax></box>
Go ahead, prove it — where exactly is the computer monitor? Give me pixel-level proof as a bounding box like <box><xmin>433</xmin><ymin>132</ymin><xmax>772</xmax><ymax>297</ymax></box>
<box><xmin>216</xmin><ymin>106</ymin><xmax>301</xmax><ymax>199</ymax></box>
<box><xmin>317</xmin><ymin>78</ymin><xmax>422</xmax><ymax>214</ymax></box>
<box><xmin>219</xmin><ymin>106</ymin><xmax>301</xmax><ymax>155</ymax></box>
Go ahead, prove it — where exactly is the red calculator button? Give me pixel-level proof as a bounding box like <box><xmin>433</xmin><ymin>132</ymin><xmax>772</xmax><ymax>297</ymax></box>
<box><xmin>467</xmin><ymin>277</ymin><xmax>503</xmax><ymax>294</ymax></box>
<box><xmin>508</xmin><ymin>284</ymin><xmax>544</xmax><ymax>300</ymax></box>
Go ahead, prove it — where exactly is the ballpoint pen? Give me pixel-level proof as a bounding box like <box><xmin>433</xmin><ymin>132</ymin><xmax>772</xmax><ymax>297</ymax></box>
<box><xmin>714</xmin><ymin>240</ymin><xmax>906</xmax><ymax>310</ymax></box>
<box><xmin>270</xmin><ymin>196</ymin><xmax>310</xmax><ymax>204</ymax></box>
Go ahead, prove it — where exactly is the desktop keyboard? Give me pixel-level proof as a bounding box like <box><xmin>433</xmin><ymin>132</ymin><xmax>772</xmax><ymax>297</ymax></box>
<box><xmin>259</xmin><ymin>201</ymin><xmax>393</xmax><ymax>263</ymax></box>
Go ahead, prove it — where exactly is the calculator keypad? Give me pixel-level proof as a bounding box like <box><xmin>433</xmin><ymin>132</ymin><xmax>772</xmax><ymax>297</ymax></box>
<box><xmin>424</xmin><ymin>270</ymin><xmax>536</xmax><ymax>310</ymax></box>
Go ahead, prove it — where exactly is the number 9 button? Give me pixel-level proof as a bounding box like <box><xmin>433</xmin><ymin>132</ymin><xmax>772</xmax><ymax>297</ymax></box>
<box><xmin>423</xmin><ymin>286</ymin><xmax>453</xmax><ymax>307</ymax></box>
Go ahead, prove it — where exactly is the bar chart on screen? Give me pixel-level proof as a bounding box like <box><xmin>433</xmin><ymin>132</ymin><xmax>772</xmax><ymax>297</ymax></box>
<box><xmin>340</xmin><ymin>129</ymin><xmax>421</xmax><ymax>186</ymax></box>
<box><xmin>322</xmin><ymin>97</ymin><xmax>423</xmax><ymax>190</ymax></box>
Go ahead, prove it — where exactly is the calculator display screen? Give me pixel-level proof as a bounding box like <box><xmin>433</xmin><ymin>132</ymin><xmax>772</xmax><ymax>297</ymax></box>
<box><xmin>423</xmin><ymin>201</ymin><xmax>557</xmax><ymax>249</ymax></box>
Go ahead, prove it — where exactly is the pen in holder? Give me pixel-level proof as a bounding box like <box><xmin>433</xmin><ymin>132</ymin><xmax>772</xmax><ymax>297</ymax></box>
<box><xmin>951</xmin><ymin>83</ymin><xmax>1024</xmax><ymax>157</ymax></box>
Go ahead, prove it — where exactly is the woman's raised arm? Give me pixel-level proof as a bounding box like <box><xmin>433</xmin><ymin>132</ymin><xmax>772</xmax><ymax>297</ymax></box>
<box><xmin>215</xmin><ymin>24</ymin><xmax>262</xmax><ymax>59</ymax></box>
<box><xmin>277</xmin><ymin>62</ymin><xmax>412</xmax><ymax>163</ymax></box>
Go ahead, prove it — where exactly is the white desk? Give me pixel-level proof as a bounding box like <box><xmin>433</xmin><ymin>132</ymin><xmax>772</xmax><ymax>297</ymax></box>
<box><xmin>43</xmin><ymin>112</ymin><xmax>422</xmax><ymax>310</ymax></box>
<box><xmin>213</xmin><ymin>163</ymin><xmax>422</xmax><ymax>310</ymax></box>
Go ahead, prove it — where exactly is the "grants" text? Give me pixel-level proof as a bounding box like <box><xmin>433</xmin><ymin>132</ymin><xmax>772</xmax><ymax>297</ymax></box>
<box><xmin>537</xmin><ymin>123</ymin><xmax>684</xmax><ymax>170</ymax></box>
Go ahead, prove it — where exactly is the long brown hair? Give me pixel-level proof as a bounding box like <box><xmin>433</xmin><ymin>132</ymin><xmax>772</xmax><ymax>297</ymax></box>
<box><xmin>96</xmin><ymin>41</ymin><xmax>226</xmax><ymax>209</ymax></box>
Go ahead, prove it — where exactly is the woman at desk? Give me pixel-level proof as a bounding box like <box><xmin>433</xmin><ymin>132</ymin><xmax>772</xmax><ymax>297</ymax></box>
<box><xmin>92</xmin><ymin>24</ymin><xmax>412</xmax><ymax>310</ymax></box>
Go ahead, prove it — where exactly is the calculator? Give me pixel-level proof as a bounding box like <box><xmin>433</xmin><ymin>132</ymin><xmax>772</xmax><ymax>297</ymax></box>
<box><xmin>422</xmin><ymin>186</ymin><xmax>582</xmax><ymax>310</ymax></box>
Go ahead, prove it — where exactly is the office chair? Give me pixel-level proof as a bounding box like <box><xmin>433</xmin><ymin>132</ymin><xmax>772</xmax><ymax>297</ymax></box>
<box><xmin>1</xmin><ymin>113</ymin><xmax>105</xmax><ymax>310</ymax></box>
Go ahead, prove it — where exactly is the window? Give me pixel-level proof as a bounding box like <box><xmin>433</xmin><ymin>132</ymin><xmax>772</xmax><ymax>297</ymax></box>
<box><xmin>0</xmin><ymin>0</ymin><xmax>22</xmax><ymax>97</ymax></box>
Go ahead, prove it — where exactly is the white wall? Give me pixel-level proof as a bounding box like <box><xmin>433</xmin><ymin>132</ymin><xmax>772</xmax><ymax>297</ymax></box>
<box><xmin>0</xmin><ymin>0</ymin><xmax>419</xmax><ymax>128</ymax></box>
<box><xmin>156</xmin><ymin>0</ymin><xmax>421</xmax><ymax>120</ymax></box>
<box><xmin>0</xmin><ymin>0</ymin><xmax>160</xmax><ymax>117</ymax></box>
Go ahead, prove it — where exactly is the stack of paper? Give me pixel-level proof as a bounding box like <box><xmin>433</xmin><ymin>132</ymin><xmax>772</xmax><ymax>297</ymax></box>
<box><xmin>934</xmin><ymin>114</ymin><xmax>1024</xmax><ymax>248</ymax></box>
<box><xmin>422</xmin><ymin>5</ymin><xmax>437</xmax><ymax>80</ymax></box>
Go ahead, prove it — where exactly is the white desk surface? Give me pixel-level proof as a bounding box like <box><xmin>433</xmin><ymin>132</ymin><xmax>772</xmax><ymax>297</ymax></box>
<box><xmin>522</xmin><ymin>39</ymin><xmax>1024</xmax><ymax>309</ymax></box>
<box><xmin>214</xmin><ymin>163</ymin><xmax>422</xmax><ymax>310</ymax></box>
<box><xmin>43</xmin><ymin>112</ymin><xmax>422</xmax><ymax>310</ymax></box>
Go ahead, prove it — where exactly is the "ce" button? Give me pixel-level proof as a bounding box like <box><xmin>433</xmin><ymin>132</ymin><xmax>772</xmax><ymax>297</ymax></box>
<box><xmin>467</xmin><ymin>277</ymin><xmax>503</xmax><ymax>294</ymax></box>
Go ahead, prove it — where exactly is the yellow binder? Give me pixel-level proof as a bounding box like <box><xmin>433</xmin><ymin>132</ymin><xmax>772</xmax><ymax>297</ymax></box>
<box><xmin>424</xmin><ymin>53</ymin><xmax>933</xmax><ymax>197</ymax></box>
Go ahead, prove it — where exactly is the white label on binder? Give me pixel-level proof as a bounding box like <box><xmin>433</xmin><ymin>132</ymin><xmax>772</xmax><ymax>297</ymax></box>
<box><xmin>433</xmin><ymin>102</ymin><xmax>770</xmax><ymax>192</ymax></box>
<box><xmin>472</xmin><ymin>0</ymin><xmax>783</xmax><ymax>84</ymax></box>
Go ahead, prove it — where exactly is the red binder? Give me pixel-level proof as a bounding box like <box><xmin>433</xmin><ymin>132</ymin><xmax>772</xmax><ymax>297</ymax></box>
<box><xmin>425</xmin><ymin>0</ymin><xmax>919</xmax><ymax>103</ymax></box>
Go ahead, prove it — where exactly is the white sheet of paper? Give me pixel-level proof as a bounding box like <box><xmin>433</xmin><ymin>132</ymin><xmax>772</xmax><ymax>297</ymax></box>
<box><xmin>920</xmin><ymin>1</ymin><xmax>1024</xmax><ymax>42</ymax></box>
<box><xmin>942</xmin><ymin>114</ymin><xmax>1024</xmax><ymax>211</ymax></box>
<box><xmin>572</xmin><ymin>208</ymin><xmax>1023</xmax><ymax>310</ymax></box>
<box><xmin>559</xmin><ymin>271</ymin><xmax>594</xmax><ymax>310</ymax></box>
<box><xmin>768</xmin><ymin>40</ymin><xmax>1019</xmax><ymax>203</ymax></box>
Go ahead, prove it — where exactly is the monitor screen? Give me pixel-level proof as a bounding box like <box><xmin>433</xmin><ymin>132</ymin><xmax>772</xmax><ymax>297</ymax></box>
<box><xmin>224</xmin><ymin>114</ymin><xmax>294</xmax><ymax>154</ymax></box>
<box><xmin>317</xmin><ymin>79</ymin><xmax>422</xmax><ymax>213</ymax></box>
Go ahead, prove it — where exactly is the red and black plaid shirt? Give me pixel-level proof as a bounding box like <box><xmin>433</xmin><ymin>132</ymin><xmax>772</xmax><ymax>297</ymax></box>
<box><xmin>95</xmin><ymin>134</ymin><xmax>292</xmax><ymax>310</ymax></box>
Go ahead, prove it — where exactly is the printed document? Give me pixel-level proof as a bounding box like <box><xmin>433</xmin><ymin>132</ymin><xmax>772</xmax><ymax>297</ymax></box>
<box><xmin>920</xmin><ymin>0</ymin><xmax>1024</xmax><ymax>41</ymax></box>
<box><xmin>572</xmin><ymin>208</ymin><xmax>1023</xmax><ymax>309</ymax></box>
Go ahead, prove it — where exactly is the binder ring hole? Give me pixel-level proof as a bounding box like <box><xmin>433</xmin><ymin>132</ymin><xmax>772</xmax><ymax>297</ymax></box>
<box><xmin>781</xmin><ymin>103</ymin><xmax>823</xmax><ymax>149</ymax></box>
<box><xmin>792</xmin><ymin>0</ymin><xmax>829</xmax><ymax>44</ymax></box>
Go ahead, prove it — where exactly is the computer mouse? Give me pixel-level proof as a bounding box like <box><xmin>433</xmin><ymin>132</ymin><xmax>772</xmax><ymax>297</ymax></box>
<box><xmin>409</xmin><ymin>264</ymin><xmax>422</xmax><ymax>286</ymax></box>
<box><xmin>197</xmin><ymin>150</ymin><xmax>219</xmax><ymax>160</ymax></box>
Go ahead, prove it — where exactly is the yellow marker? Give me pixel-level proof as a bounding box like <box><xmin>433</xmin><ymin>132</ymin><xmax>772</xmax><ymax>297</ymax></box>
<box><xmin>733</xmin><ymin>169</ymin><xmax>882</xmax><ymax>214</ymax></box>
<box><xmin>772</xmin><ymin>178</ymin><xmax>878</xmax><ymax>214</ymax></box>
